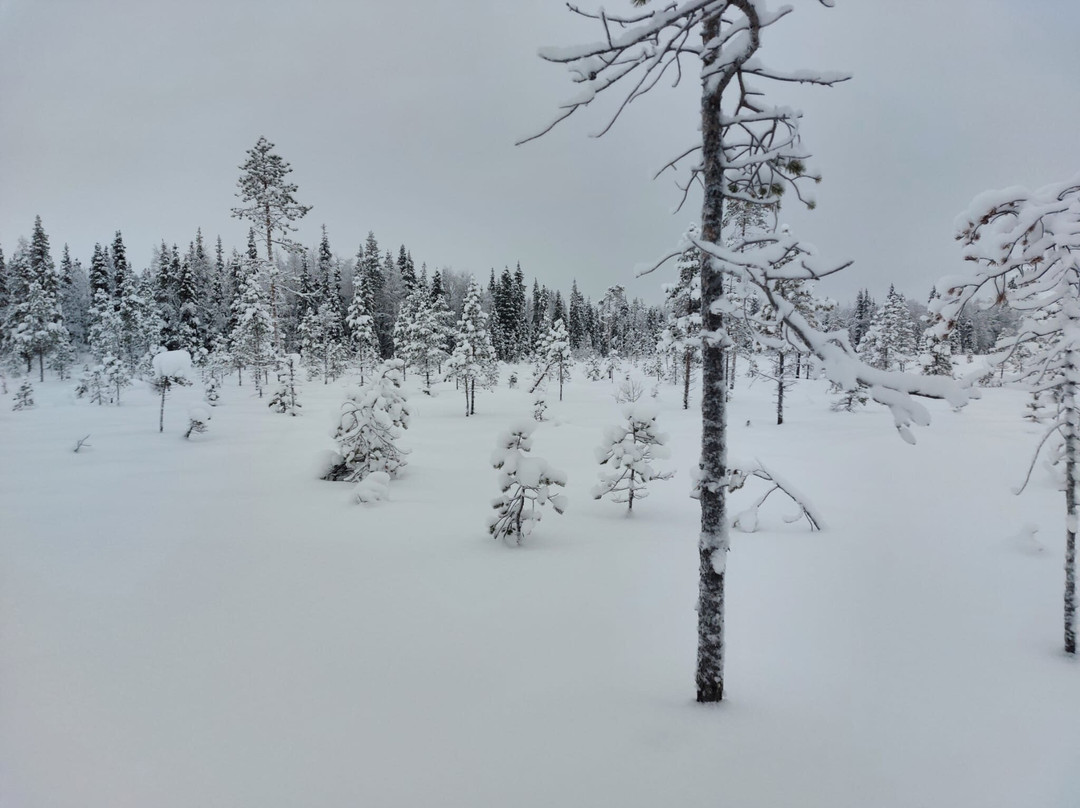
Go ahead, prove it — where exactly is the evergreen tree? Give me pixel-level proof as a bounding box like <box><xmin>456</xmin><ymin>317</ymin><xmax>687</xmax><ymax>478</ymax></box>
<box><xmin>396</xmin><ymin>289</ymin><xmax>449</xmax><ymax>392</ymax></box>
<box><xmin>345</xmin><ymin>284</ymin><xmax>379</xmax><ymax>384</ymax></box>
<box><xmin>592</xmin><ymin>403</ymin><xmax>674</xmax><ymax>511</ymax></box>
<box><xmin>488</xmin><ymin>422</ymin><xmax>567</xmax><ymax>544</ymax></box>
<box><xmin>859</xmin><ymin>286</ymin><xmax>917</xmax><ymax>372</ymax></box>
<box><xmin>231</xmin><ymin>136</ymin><xmax>312</xmax><ymax>349</ymax></box>
<box><xmin>111</xmin><ymin>231</ymin><xmax>131</xmax><ymax>302</ymax></box>
<box><xmin>324</xmin><ymin>360</ymin><xmax>411</xmax><ymax>483</ymax></box>
<box><xmin>229</xmin><ymin>266</ymin><xmax>274</xmax><ymax>392</ymax></box>
<box><xmin>268</xmin><ymin>353</ymin><xmax>302</xmax><ymax>416</ymax></box>
<box><xmin>88</xmin><ymin>243</ymin><xmax>111</xmax><ymax>300</ymax></box>
<box><xmin>8</xmin><ymin>218</ymin><xmax>67</xmax><ymax>380</ymax></box>
<box><xmin>659</xmin><ymin>236</ymin><xmax>702</xmax><ymax>410</ymax></box>
<box><xmin>299</xmin><ymin>302</ymin><xmax>348</xmax><ymax>384</ymax></box>
<box><xmin>445</xmin><ymin>276</ymin><xmax>498</xmax><ymax>416</ymax></box>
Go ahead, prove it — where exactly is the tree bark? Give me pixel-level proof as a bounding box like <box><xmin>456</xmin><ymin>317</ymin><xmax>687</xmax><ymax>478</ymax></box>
<box><xmin>683</xmin><ymin>349</ymin><xmax>692</xmax><ymax>410</ymax></box>
<box><xmin>1065</xmin><ymin>349</ymin><xmax>1077</xmax><ymax>654</ymax></box>
<box><xmin>776</xmin><ymin>351</ymin><xmax>785</xmax><ymax>425</ymax></box>
<box><xmin>695</xmin><ymin>9</ymin><xmax>729</xmax><ymax>704</ymax></box>
<box><xmin>38</xmin><ymin>352</ymin><xmax>44</xmax><ymax>383</ymax></box>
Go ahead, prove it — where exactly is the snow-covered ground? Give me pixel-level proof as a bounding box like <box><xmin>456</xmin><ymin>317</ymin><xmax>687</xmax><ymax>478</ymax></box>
<box><xmin>2</xmin><ymin>366</ymin><xmax>1078</xmax><ymax>807</ymax></box>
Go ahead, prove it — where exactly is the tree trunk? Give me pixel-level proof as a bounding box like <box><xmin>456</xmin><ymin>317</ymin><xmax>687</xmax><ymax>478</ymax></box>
<box><xmin>159</xmin><ymin>382</ymin><xmax>167</xmax><ymax>433</ymax></box>
<box><xmin>464</xmin><ymin>378</ymin><xmax>469</xmax><ymax>416</ymax></box>
<box><xmin>683</xmin><ymin>349</ymin><xmax>692</xmax><ymax>410</ymax></box>
<box><xmin>38</xmin><ymin>351</ymin><xmax>44</xmax><ymax>382</ymax></box>
<box><xmin>695</xmin><ymin>9</ymin><xmax>729</xmax><ymax>705</ymax></box>
<box><xmin>776</xmin><ymin>351</ymin><xmax>785</xmax><ymax>426</ymax></box>
<box><xmin>559</xmin><ymin>363</ymin><xmax>564</xmax><ymax>401</ymax></box>
<box><xmin>1065</xmin><ymin>364</ymin><xmax>1077</xmax><ymax>654</ymax></box>
<box><xmin>470</xmin><ymin>378</ymin><xmax>476</xmax><ymax>415</ymax></box>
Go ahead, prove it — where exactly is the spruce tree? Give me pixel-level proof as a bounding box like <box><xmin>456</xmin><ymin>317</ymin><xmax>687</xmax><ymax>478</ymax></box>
<box><xmin>445</xmin><ymin>276</ymin><xmax>498</xmax><ymax>416</ymax></box>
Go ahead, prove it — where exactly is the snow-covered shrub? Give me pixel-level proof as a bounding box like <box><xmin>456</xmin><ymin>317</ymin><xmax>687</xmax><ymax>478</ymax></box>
<box><xmin>592</xmin><ymin>403</ymin><xmax>673</xmax><ymax>511</ymax></box>
<box><xmin>830</xmin><ymin>383</ymin><xmax>868</xmax><ymax>413</ymax></box>
<box><xmin>205</xmin><ymin>380</ymin><xmax>220</xmax><ymax>406</ymax></box>
<box><xmin>584</xmin><ymin>353</ymin><xmax>603</xmax><ymax>381</ymax></box>
<box><xmin>324</xmin><ymin>360</ymin><xmax>411</xmax><ymax>483</ymax></box>
<box><xmin>488</xmin><ymin>422</ymin><xmax>567</xmax><ymax>544</ymax></box>
<box><xmin>75</xmin><ymin>364</ymin><xmax>108</xmax><ymax>405</ymax></box>
<box><xmin>268</xmin><ymin>353</ymin><xmax>301</xmax><ymax>416</ymax></box>
<box><xmin>614</xmin><ymin>373</ymin><xmax>646</xmax><ymax>404</ymax></box>
<box><xmin>12</xmin><ymin>380</ymin><xmax>34</xmax><ymax>411</ymax></box>
<box><xmin>532</xmin><ymin>396</ymin><xmax>548</xmax><ymax>422</ymax></box>
<box><xmin>184</xmin><ymin>405</ymin><xmax>211</xmax><ymax>439</ymax></box>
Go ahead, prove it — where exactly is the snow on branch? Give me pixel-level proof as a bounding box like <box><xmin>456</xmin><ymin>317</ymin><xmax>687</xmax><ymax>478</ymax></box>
<box><xmin>519</xmin><ymin>0</ymin><xmax>848</xmax><ymax>147</ymax></box>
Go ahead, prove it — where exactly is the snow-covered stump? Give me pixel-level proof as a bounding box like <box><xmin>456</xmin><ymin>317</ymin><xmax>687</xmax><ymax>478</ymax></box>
<box><xmin>488</xmin><ymin>423</ymin><xmax>567</xmax><ymax>545</ymax></box>
<box><xmin>151</xmin><ymin>350</ymin><xmax>194</xmax><ymax>433</ymax></box>
<box><xmin>592</xmin><ymin>403</ymin><xmax>674</xmax><ymax>512</ymax></box>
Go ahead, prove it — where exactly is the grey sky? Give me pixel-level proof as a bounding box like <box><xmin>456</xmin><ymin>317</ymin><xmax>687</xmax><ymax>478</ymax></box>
<box><xmin>2</xmin><ymin>0</ymin><xmax>1078</xmax><ymax>304</ymax></box>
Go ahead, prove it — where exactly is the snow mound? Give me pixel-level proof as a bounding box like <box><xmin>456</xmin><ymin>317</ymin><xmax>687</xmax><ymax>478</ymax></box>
<box><xmin>354</xmin><ymin>472</ymin><xmax>391</xmax><ymax>504</ymax></box>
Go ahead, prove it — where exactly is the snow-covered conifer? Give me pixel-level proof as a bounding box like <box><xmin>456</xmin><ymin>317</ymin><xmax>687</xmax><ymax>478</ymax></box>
<box><xmin>12</xmin><ymin>379</ymin><xmax>34</xmax><ymax>410</ymax></box>
<box><xmin>345</xmin><ymin>285</ymin><xmax>379</xmax><ymax>384</ymax></box>
<box><xmin>325</xmin><ymin>360</ymin><xmax>411</xmax><ymax>483</ymax></box>
<box><xmin>592</xmin><ymin>403</ymin><xmax>674</xmax><ymax>511</ymax></box>
<box><xmin>299</xmin><ymin>302</ymin><xmax>347</xmax><ymax>384</ymax></box>
<box><xmin>229</xmin><ymin>268</ymin><xmax>274</xmax><ymax>392</ymax></box>
<box><xmin>184</xmin><ymin>404</ymin><xmax>211</xmax><ymax>439</ymax></box>
<box><xmin>268</xmin><ymin>353</ymin><xmax>302</xmax><ymax>416</ymax></box>
<box><xmin>445</xmin><ymin>277</ymin><xmax>498</xmax><ymax>416</ymax></box>
<box><xmin>859</xmin><ymin>286</ymin><xmax>917</xmax><ymax>372</ymax></box>
<box><xmin>488</xmin><ymin>422</ymin><xmax>567</xmax><ymax>544</ymax></box>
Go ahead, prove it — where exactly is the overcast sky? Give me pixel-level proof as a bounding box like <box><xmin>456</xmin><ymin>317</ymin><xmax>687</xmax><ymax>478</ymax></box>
<box><xmin>2</xmin><ymin>0</ymin><xmax>1078</xmax><ymax>304</ymax></box>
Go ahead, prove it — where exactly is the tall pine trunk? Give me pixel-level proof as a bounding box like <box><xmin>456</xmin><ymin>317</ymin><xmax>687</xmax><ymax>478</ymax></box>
<box><xmin>695</xmin><ymin>9</ymin><xmax>729</xmax><ymax>704</ymax></box>
<box><xmin>38</xmin><ymin>352</ymin><xmax>44</xmax><ymax>382</ymax></box>
<box><xmin>1065</xmin><ymin>350</ymin><xmax>1077</xmax><ymax>654</ymax></box>
<box><xmin>776</xmin><ymin>351</ymin><xmax>785</xmax><ymax>425</ymax></box>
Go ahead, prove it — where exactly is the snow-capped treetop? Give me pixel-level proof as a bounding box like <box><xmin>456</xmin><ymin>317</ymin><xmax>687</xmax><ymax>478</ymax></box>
<box><xmin>152</xmin><ymin>349</ymin><xmax>194</xmax><ymax>380</ymax></box>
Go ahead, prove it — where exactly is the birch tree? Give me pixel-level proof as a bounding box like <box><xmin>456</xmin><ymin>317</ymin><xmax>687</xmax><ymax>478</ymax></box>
<box><xmin>526</xmin><ymin>0</ymin><xmax>968</xmax><ymax>703</ymax></box>
<box><xmin>930</xmin><ymin>172</ymin><xmax>1080</xmax><ymax>654</ymax></box>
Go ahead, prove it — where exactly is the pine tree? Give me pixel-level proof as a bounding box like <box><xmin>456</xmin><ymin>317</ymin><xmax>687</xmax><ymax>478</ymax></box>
<box><xmin>592</xmin><ymin>403</ymin><xmax>674</xmax><ymax>511</ymax></box>
<box><xmin>933</xmin><ymin>172</ymin><xmax>1080</xmax><ymax>653</ymax></box>
<box><xmin>231</xmin><ymin>136</ymin><xmax>312</xmax><ymax>349</ymax></box>
<box><xmin>324</xmin><ymin>360</ymin><xmax>411</xmax><ymax>483</ymax></box>
<box><xmin>111</xmin><ymin>231</ymin><xmax>131</xmax><ymax>303</ymax></box>
<box><xmin>488</xmin><ymin>422</ymin><xmax>567</xmax><ymax>544</ymax></box>
<box><xmin>445</xmin><ymin>277</ymin><xmax>498</xmax><ymax>416</ymax></box>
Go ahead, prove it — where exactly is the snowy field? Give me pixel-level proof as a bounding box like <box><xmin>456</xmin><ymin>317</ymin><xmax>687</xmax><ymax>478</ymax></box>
<box><xmin>2</xmin><ymin>367</ymin><xmax>1078</xmax><ymax>807</ymax></box>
